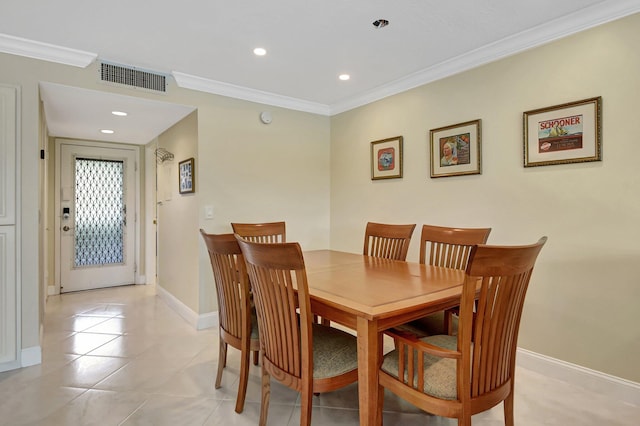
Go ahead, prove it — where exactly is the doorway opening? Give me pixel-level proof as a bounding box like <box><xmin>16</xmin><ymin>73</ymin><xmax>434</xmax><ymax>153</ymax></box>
<box><xmin>54</xmin><ymin>140</ymin><xmax>139</xmax><ymax>293</ymax></box>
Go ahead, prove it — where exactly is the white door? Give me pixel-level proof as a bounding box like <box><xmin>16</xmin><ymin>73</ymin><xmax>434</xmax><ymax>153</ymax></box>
<box><xmin>56</xmin><ymin>141</ymin><xmax>137</xmax><ymax>293</ymax></box>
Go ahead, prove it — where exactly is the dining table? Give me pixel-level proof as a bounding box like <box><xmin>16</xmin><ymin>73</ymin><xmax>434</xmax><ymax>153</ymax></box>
<box><xmin>302</xmin><ymin>250</ymin><xmax>467</xmax><ymax>426</ymax></box>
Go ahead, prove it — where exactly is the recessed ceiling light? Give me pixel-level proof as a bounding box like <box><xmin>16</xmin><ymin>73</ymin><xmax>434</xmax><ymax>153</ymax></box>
<box><xmin>100</xmin><ymin>129</ymin><xmax>114</xmax><ymax>134</ymax></box>
<box><xmin>339</xmin><ymin>74</ymin><xmax>350</xmax><ymax>81</ymax></box>
<box><xmin>112</xmin><ymin>111</ymin><xmax>127</xmax><ymax>116</ymax></box>
<box><xmin>253</xmin><ymin>47</ymin><xmax>267</xmax><ymax>56</ymax></box>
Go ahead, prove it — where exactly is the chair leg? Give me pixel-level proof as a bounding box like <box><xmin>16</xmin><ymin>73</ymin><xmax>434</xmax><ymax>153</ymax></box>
<box><xmin>259</xmin><ymin>361</ymin><xmax>271</xmax><ymax>426</ymax></box>
<box><xmin>444</xmin><ymin>309</ymin><xmax>453</xmax><ymax>335</ymax></box>
<box><xmin>253</xmin><ymin>350</ymin><xmax>259</xmax><ymax>365</ymax></box>
<box><xmin>215</xmin><ymin>340</ymin><xmax>227</xmax><ymax>389</ymax></box>
<box><xmin>458</xmin><ymin>415</ymin><xmax>472</xmax><ymax>426</ymax></box>
<box><xmin>300</xmin><ymin>388</ymin><xmax>313</xmax><ymax>426</ymax></box>
<box><xmin>235</xmin><ymin>346</ymin><xmax>251</xmax><ymax>413</ymax></box>
<box><xmin>376</xmin><ymin>384</ymin><xmax>385</xmax><ymax>426</ymax></box>
<box><xmin>504</xmin><ymin>392</ymin><xmax>515</xmax><ymax>426</ymax></box>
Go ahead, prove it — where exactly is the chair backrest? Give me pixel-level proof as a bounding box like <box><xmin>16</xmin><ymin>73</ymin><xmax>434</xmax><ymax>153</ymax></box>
<box><xmin>363</xmin><ymin>222</ymin><xmax>416</xmax><ymax>261</ymax></box>
<box><xmin>235</xmin><ymin>237</ymin><xmax>312</xmax><ymax>388</ymax></box>
<box><xmin>457</xmin><ymin>237</ymin><xmax>547</xmax><ymax>400</ymax></box>
<box><xmin>231</xmin><ymin>221</ymin><xmax>286</xmax><ymax>243</ymax></box>
<box><xmin>419</xmin><ymin>224</ymin><xmax>491</xmax><ymax>269</ymax></box>
<box><xmin>200</xmin><ymin>230</ymin><xmax>252</xmax><ymax>341</ymax></box>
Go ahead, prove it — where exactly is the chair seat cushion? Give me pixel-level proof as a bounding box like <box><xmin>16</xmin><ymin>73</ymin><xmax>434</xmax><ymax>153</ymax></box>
<box><xmin>381</xmin><ymin>334</ymin><xmax>458</xmax><ymax>400</ymax></box>
<box><xmin>312</xmin><ymin>324</ymin><xmax>358</xmax><ymax>379</ymax></box>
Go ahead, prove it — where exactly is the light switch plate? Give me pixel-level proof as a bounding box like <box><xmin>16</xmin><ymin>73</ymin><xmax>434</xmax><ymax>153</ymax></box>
<box><xmin>204</xmin><ymin>205</ymin><xmax>214</xmax><ymax>219</ymax></box>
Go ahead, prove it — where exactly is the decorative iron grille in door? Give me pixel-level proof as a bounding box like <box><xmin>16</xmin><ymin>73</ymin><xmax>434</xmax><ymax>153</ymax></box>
<box><xmin>74</xmin><ymin>158</ymin><xmax>125</xmax><ymax>267</ymax></box>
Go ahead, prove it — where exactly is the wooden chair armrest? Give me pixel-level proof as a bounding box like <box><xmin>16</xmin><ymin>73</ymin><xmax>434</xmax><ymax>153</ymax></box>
<box><xmin>386</xmin><ymin>329</ymin><xmax>461</xmax><ymax>359</ymax></box>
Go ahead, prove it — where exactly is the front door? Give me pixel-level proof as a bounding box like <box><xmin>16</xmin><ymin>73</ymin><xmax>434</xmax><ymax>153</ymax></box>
<box><xmin>56</xmin><ymin>141</ymin><xmax>137</xmax><ymax>293</ymax></box>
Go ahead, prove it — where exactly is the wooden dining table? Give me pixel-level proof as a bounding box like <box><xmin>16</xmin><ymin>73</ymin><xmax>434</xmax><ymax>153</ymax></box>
<box><xmin>302</xmin><ymin>250</ymin><xmax>467</xmax><ymax>426</ymax></box>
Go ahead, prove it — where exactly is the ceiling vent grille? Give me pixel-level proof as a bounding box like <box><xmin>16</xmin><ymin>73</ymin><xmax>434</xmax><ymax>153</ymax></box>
<box><xmin>100</xmin><ymin>62</ymin><xmax>167</xmax><ymax>93</ymax></box>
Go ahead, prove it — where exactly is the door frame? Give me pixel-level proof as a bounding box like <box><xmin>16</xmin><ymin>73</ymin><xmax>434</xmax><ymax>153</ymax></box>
<box><xmin>0</xmin><ymin>84</ymin><xmax>21</xmax><ymax>372</ymax></box>
<box><xmin>53</xmin><ymin>138</ymin><xmax>142</xmax><ymax>295</ymax></box>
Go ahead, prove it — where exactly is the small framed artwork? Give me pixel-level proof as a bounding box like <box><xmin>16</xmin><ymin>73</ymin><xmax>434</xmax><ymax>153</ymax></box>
<box><xmin>371</xmin><ymin>136</ymin><xmax>403</xmax><ymax>180</ymax></box>
<box><xmin>179</xmin><ymin>157</ymin><xmax>195</xmax><ymax>194</ymax></box>
<box><xmin>523</xmin><ymin>97</ymin><xmax>602</xmax><ymax>167</ymax></box>
<box><xmin>430</xmin><ymin>119</ymin><xmax>481</xmax><ymax>178</ymax></box>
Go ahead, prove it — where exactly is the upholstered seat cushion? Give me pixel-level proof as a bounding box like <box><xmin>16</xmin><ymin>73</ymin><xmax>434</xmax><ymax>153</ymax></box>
<box><xmin>312</xmin><ymin>324</ymin><xmax>359</xmax><ymax>379</ymax></box>
<box><xmin>381</xmin><ymin>334</ymin><xmax>458</xmax><ymax>400</ymax></box>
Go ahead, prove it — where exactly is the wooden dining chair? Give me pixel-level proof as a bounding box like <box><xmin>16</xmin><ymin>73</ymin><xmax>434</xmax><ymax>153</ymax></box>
<box><xmin>199</xmin><ymin>230</ymin><xmax>260</xmax><ymax>414</ymax></box>
<box><xmin>406</xmin><ymin>225</ymin><xmax>492</xmax><ymax>336</ymax></box>
<box><xmin>379</xmin><ymin>237</ymin><xmax>547</xmax><ymax>426</ymax></box>
<box><xmin>235</xmin><ymin>237</ymin><xmax>359</xmax><ymax>426</ymax></box>
<box><xmin>231</xmin><ymin>221</ymin><xmax>286</xmax><ymax>243</ymax></box>
<box><xmin>363</xmin><ymin>222</ymin><xmax>416</xmax><ymax>261</ymax></box>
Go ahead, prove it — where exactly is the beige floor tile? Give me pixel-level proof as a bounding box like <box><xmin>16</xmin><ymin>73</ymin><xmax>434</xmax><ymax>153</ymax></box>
<box><xmin>0</xmin><ymin>382</ymin><xmax>86</xmax><ymax>425</ymax></box>
<box><xmin>119</xmin><ymin>394</ymin><xmax>220</xmax><ymax>426</ymax></box>
<box><xmin>203</xmin><ymin>400</ymin><xmax>295</xmax><ymax>426</ymax></box>
<box><xmin>57</xmin><ymin>332</ymin><xmax>121</xmax><ymax>355</ymax></box>
<box><xmin>26</xmin><ymin>389</ymin><xmax>148</xmax><ymax>426</ymax></box>
<box><xmin>43</xmin><ymin>355</ymin><xmax>129</xmax><ymax>389</ymax></box>
<box><xmin>92</xmin><ymin>358</ymin><xmax>186</xmax><ymax>392</ymax></box>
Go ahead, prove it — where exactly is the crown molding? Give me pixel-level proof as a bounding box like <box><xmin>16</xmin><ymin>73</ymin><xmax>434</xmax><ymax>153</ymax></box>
<box><xmin>328</xmin><ymin>0</ymin><xmax>640</xmax><ymax>115</ymax></box>
<box><xmin>172</xmin><ymin>71</ymin><xmax>330</xmax><ymax>116</ymax></box>
<box><xmin>0</xmin><ymin>33</ymin><xmax>96</xmax><ymax>67</ymax></box>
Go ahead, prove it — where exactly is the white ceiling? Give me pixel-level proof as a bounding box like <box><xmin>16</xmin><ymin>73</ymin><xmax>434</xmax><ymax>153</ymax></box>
<box><xmin>2</xmin><ymin>0</ymin><xmax>639</xmax><ymax>145</ymax></box>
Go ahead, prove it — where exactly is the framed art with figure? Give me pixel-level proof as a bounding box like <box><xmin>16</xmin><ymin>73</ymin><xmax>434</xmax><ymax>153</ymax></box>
<box><xmin>523</xmin><ymin>97</ymin><xmax>602</xmax><ymax>167</ymax></box>
<box><xmin>179</xmin><ymin>157</ymin><xmax>195</xmax><ymax>194</ymax></box>
<box><xmin>430</xmin><ymin>119</ymin><xmax>481</xmax><ymax>178</ymax></box>
<box><xmin>371</xmin><ymin>136</ymin><xmax>403</xmax><ymax>180</ymax></box>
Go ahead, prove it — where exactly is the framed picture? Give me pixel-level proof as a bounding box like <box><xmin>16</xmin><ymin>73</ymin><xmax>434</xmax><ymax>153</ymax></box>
<box><xmin>430</xmin><ymin>119</ymin><xmax>481</xmax><ymax>178</ymax></box>
<box><xmin>371</xmin><ymin>136</ymin><xmax>403</xmax><ymax>180</ymax></box>
<box><xmin>523</xmin><ymin>97</ymin><xmax>602</xmax><ymax>167</ymax></box>
<box><xmin>179</xmin><ymin>157</ymin><xmax>195</xmax><ymax>194</ymax></box>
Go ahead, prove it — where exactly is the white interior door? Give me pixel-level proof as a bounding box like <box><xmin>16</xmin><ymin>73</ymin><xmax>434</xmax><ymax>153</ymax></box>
<box><xmin>57</xmin><ymin>142</ymin><xmax>137</xmax><ymax>293</ymax></box>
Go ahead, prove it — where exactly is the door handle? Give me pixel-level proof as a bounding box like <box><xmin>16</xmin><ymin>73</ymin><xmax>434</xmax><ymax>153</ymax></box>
<box><xmin>63</xmin><ymin>225</ymin><xmax>70</xmax><ymax>231</ymax></box>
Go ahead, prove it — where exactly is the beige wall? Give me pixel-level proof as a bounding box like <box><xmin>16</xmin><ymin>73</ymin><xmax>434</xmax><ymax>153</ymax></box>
<box><xmin>330</xmin><ymin>13</ymin><xmax>640</xmax><ymax>382</ymax></box>
<box><xmin>195</xmin><ymin>94</ymin><xmax>331</xmax><ymax>313</ymax></box>
<box><xmin>156</xmin><ymin>111</ymin><xmax>199</xmax><ymax>312</ymax></box>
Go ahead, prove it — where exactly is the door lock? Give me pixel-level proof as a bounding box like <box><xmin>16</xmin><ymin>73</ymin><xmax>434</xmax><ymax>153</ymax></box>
<box><xmin>63</xmin><ymin>225</ymin><xmax>70</xmax><ymax>232</ymax></box>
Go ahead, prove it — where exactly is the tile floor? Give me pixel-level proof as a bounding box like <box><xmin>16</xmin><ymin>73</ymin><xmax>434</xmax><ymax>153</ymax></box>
<box><xmin>0</xmin><ymin>284</ymin><xmax>638</xmax><ymax>425</ymax></box>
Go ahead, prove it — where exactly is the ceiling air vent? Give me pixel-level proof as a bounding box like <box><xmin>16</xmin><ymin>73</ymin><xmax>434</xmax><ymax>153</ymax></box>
<box><xmin>100</xmin><ymin>62</ymin><xmax>167</xmax><ymax>93</ymax></box>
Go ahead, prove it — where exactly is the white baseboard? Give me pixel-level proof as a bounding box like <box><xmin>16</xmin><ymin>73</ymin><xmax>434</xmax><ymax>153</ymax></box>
<box><xmin>21</xmin><ymin>345</ymin><xmax>42</xmax><ymax>367</ymax></box>
<box><xmin>156</xmin><ymin>285</ymin><xmax>218</xmax><ymax>330</ymax></box>
<box><xmin>517</xmin><ymin>347</ymin><xmax>640</xmax><ymax>407</ymax></box>
<box><xmin>136</xmin><ymin>275</ymin><xmax>146</xmax><ymax>285</ymax></box>
<box><xmin>197</xmin><ymin>311</ymin><xmax>219</xmax><ymax>330</ymax></box>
